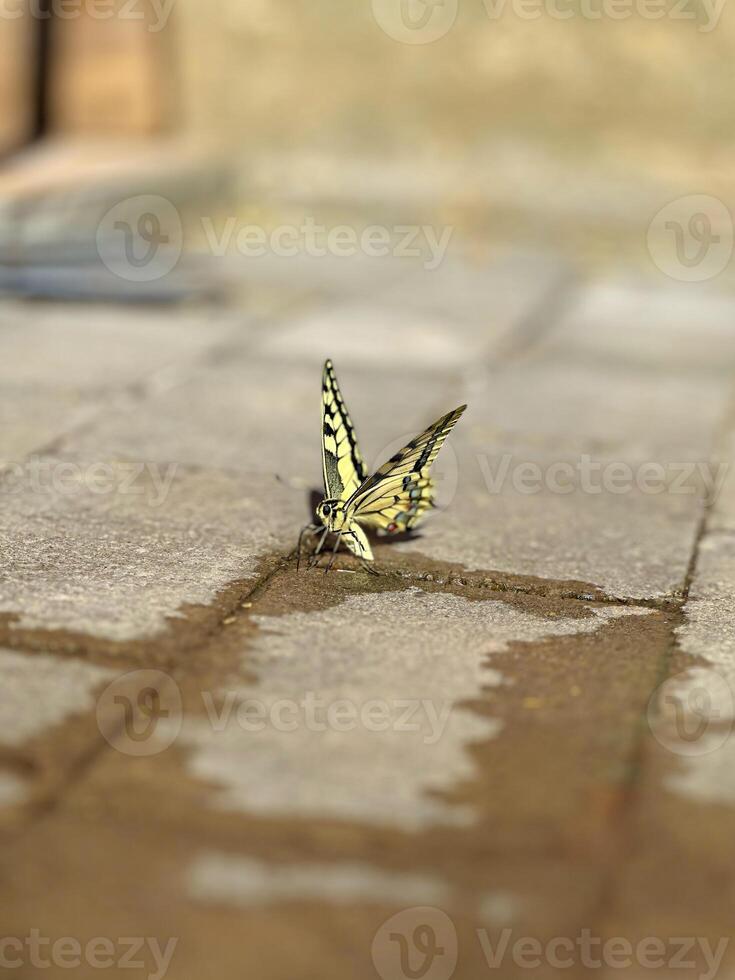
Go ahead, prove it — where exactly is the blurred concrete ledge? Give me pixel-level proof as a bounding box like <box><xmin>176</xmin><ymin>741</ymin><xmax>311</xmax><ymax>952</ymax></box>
<box><xmin>0</xmin><ymin>138</ymin><xmax>231</xmax><ymax>303</ymax></box>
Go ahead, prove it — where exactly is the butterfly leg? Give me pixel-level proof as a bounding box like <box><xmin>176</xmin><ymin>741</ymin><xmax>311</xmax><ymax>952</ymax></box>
<box><xmin>296</xmin><ymin>523</ymin><xmax>320</xmax><ymax>572</ymax></box>
<box><xmin>360</xmin><ymin>559</ymin><xmax>380</xmax><ymax>577</ymax></box>
<box><xmin>307</xmin><ymin>527</ymin><xmax>330</xmax><ymax>569</ymax></box>
<box><xmin>323</xmin><ymin>532</ymin><xmax>343</xmax><ymax>575</ymax></box>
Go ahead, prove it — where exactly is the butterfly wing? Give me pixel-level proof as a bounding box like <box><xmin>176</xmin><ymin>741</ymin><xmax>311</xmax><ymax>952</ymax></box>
<box><xmin>321</xmin><ymin>359</ymin><xmax>368</xmax><ymax>502</ymax></box>
<box><xmin>347</xmin><ymin>404</ymin><xmax>466</xmax><ymax>534</ymax></box>
<box><xmin>342</xmin><ymin>523</ymin><xmax>374</xmax><ymax>561</ymax></box>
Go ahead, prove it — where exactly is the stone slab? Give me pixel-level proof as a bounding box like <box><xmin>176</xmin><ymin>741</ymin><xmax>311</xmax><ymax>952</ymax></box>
<box><xmin>539</xmin><ymin>278</ymin><xmax>735</xmax><ymax>374</ymax></box>
<box><xmin>0</xmin><ymin>301</ymin><xmax>241</xmax><ymax>390</ymax></box>
<box><xmin>0</xmin><ymin>647</ymin><xmax>115</xmax><ymax>748</ymax></box>
<box><xmin>677</xmin><ymin>532</ymin><xmax>735</xmax><ymax>671</ymax></box>
<box><xmin>707</xmin><ymin>429</ymin><xmax>735</xmax><ymax>532</ymax></box>
<box><xmin>394</xmin><ymin>421</ymin><xmax>707</xmax><ymax>600</ymax></box>
<box><xmin>0</xmin><ymin>456</ymin><xmax>305</xmax><ymax>643</ymax></box>
<box><xmin>59</xmin><ymin>356</ymin><xmax>459</xmax><ymax>486</ymax></box>
<box><xmin>465</xmin><ymin>357</ymin><xmax>729</xmax><ymax>459</ymax></box>
<box><xmin>0</xmin><ymin>386</ymin><xmax>100</xmax><ymax>462</ymax></box>
<box><xmin>661</xmin><ymin>532</ymin><xmax>735</xmax><ymax>808</ymax></box>
<box><xmin>255</xmin><ymin>252</ymin><xmax>568</xmax><ymax>370</ymax></box>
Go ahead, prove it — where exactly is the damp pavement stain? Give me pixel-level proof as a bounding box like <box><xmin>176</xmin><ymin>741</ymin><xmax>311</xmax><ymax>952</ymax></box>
<box><xmin>187</xmin><ymin>852</ymin><xmax>450</xmax><ymax>908</ymax></box>
<box><xmin>0</xmin><ymin>648</ymin><xmax>116</xmax><ymax>746</ymax></box>
<box><xmin>172</xmin><ymin>589</ymin><xmax>651</xmax><ymax>830</ymax></box>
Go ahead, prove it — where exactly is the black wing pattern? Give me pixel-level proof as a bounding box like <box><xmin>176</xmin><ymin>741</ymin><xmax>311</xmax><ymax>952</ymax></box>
<box><xmin>321</xmin><ymin>359</ymin><xmax>368</xmax><ymax>502</ymax></box>
<box><xmin>347</xmin><ymin>404</ymin><xmax>466</xmax><ymax>534</ymax></box>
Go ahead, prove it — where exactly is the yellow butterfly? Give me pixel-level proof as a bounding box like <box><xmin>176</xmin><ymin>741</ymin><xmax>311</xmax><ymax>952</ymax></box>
<box><xmin>298</xmin><ymin>359</ymin><xmax>466</xmax><ymax>573</ymax></box>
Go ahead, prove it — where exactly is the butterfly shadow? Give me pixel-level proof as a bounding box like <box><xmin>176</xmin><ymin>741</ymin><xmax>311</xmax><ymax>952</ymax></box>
<box><xmin>306</xmin><ymin>489</ymin><xmax>423</xmax><ymax>548</ymax></box>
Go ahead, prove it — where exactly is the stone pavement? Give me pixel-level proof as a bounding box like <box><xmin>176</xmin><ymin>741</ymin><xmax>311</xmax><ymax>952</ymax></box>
<box><xmin>1</xmin><ymin>250</ymin><xmax>735</xmax><ymax>980</ymax></box>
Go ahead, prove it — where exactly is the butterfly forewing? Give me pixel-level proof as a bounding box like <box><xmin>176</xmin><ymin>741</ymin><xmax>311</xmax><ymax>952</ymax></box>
<box><xmin>348</xmin><ymin>404</ymin><xmax>466</xmax><ymax>534</ymax></box>
<box><xmin>321</xmin><ymin>359</ymin><xmax>368</xmax><ymax>502</ymax></box>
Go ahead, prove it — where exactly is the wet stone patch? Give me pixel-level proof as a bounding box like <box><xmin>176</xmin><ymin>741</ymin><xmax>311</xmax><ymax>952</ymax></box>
<box><xmin>170</xmin><ymin>585</ymin><xmax>652</xmax><ymax>830</ymax></box>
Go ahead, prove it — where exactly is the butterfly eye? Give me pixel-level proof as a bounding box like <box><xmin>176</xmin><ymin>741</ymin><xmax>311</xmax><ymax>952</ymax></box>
<box><xmin>322</xmin><ymin>504</ymin><xmax>331</xmax><ymax>516</ymax></box>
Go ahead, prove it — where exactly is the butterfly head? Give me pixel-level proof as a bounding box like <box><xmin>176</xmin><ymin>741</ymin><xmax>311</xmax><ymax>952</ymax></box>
<box><xmin>316</xmin><ymin>498</ymin><xmax>347</xmax><ymax>531</ymax></box>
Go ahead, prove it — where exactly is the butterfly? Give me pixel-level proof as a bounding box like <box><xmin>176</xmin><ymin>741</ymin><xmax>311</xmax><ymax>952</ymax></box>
<box><xmin>297</xmin><ymin>359</ymin><xmax>466</xmax><ymax>573</ymax></box>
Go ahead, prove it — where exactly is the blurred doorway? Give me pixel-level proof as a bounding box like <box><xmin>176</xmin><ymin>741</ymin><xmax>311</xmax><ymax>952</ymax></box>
<box><xmin>0</xmin><ymin>0</ymin><xmax>170</xmax><ymax>156</ymax></box>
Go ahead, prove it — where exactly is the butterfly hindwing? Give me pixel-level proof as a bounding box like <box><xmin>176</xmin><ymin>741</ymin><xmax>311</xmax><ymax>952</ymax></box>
<box><xmin>342</xmin><ymin>522</ymin><xmax>374</xmax><ymax>561</ymax></box>
<box><xmin>321</xmin><ymin>360</ymin><xmax>368</xmax><ymax>502</ymax></box>
<box><xmin>348</xmin><ymin>404</ymin><xmax>467</xmax><ymax>534</ymax></box>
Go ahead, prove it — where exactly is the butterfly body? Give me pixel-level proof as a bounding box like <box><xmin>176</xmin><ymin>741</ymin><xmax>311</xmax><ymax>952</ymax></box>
<box><xmin>301</xmin><ymin>359</ymin><xmax>466</xmax><ymax>571</ymax></box>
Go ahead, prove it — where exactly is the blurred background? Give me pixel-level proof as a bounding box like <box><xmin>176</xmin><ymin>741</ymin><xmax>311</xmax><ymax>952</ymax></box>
<box><xmin>1</xmin><ymin>0</ymin><xmax>734</xmax><ymax>300</ymax></box>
